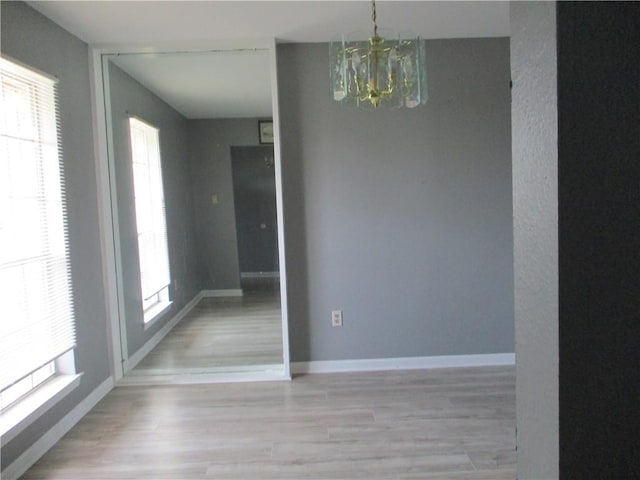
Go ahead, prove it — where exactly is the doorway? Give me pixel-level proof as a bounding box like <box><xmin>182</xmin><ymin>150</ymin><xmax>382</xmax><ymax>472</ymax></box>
<box><xmin>231</xmin><ymin>145</ymin><xmax>279</xmax><ymax>290</ymax></box>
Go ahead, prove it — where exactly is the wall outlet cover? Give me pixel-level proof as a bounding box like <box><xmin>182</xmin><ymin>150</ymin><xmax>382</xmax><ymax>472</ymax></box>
<box><xmin>331</xmin><ymin>310</ymin><xmax>343</xmax><ymax>327</ymax></box>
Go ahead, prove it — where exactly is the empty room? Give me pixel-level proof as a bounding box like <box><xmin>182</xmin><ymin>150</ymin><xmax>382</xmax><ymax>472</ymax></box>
<box><xmin>1</xmin><ymin>1</ymin><xmax>638</xmax><ymax>479</ymax></box>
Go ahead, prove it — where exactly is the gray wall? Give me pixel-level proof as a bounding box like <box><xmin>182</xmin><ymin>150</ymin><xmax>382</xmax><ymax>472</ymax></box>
<box><xmin>108</xmin><ymin>63</ymin><xmax>200</xmax><ymax>358</ymax></box>
<box><xmin>278</xmin><ymin>40</ymin><xmax>514</xmax><ymax>362</ymax></box>
<box><xmin>510</xmin><ymin>2</ymin><xmax>559</xmax><ymax>478</ymax></box>
<box><xmin>1</xmin><ymin>1</ymin><xmax>111</xmax><ymax>470</ymax></box>
<box><xmin>1</xmin><ymin>3</ymin><xmax>516</xmax><ymax>472</ymax></box>
<box><xmin>187</xmin><ymin>119</ymin><xmax>266</xmax><ymax>289</ymax></box>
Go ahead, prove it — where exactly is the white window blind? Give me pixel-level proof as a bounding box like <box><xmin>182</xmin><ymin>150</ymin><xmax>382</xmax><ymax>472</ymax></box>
<box><xmin>0</xmin><ymin>57</ymin><xmax>76</xmax><ymax>396</ymax></box>
<box><xmin>128</xmin><ymin>117</ymin><xmax>171</xmax><ymax>313</ymax></box>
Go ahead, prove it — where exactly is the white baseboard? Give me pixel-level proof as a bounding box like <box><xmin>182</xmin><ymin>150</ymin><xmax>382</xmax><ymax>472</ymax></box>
<box><xmin>240</xmin><ymin>271</ymin><xmax>279</xmax><ymax>279</ymax></box>
<box><xmin>118</xmin><ymin>369</ymin><xmax>290</xmax><ymax>386</ymax></box>
<box><xmin>123</xmin><ymin>292</ymin><xmax>204</xmax><ymax>372</ymax></box>
<box><xmin>201</xmin><ymin>289</ymin><xmax>243</xmax><ymax>297</ymax></box>
<box><xmin>291</xmin><ymin>353</ymin><xmax>515</xmax><ymax>374</ymax></box>
<box><xmin>2</xmin><ymin>377</ymin><xmax>114</xmax><ymax>480</ymax></box>
<box><xmin>125</xmin><ymin>363</ymin><xmax>285</xmax><ymax>377</ymax></box>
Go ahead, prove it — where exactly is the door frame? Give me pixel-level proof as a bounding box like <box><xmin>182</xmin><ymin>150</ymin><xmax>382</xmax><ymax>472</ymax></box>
<box><xmin>88</xmin><ymin>39</ymin><xmax>291</xmax><ymax>382</ymax></box>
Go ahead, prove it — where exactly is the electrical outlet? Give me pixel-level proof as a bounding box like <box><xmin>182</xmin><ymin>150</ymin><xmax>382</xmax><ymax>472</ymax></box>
<box><xmin>331</xmin><ymin>310</ymin><xmax>343</xmax><ymax>327</ymax></box>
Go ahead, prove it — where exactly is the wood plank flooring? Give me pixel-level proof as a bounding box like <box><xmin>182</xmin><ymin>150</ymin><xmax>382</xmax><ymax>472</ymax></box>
<box><xmin>21</xmin><ymin>366</ymin><xmax>516</xmax><ymax>479</ymax></box>
<box><xmin>134</xmin><ymin>290</ymin><xmax>283</xmax><ymax>373</ymax></box>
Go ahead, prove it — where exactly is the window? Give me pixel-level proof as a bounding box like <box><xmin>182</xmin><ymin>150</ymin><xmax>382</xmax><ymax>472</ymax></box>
<box><xmin>128</xmin><ymin>117</ymin><xmax>171</xmax><ymax>322</ymax></box>
<box><xmin>0</xmin><ymin>57</ymin><xmax>76</xmax><ymax>413</ymax></box>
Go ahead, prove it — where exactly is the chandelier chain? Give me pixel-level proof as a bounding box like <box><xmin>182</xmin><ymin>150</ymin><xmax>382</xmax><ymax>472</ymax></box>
<box><xmin>371</xmin><ymin>0</ymin><xmax>378</xmax><ymax>38</ymax></box>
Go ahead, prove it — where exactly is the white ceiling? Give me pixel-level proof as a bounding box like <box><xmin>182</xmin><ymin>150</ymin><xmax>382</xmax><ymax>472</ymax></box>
<box><xmin>27</xmin><ymin>2</ymin><xmax>510</xmax><ymax>45</ymax></box>
<box><xmin>27</xmin><ymin>1</ymin><xmax>510</xmax><ymax>119</ymax></box>
<box><xmin>109</xmin><ymin>50</ymin><xmax>273</xmax><ymax>119</ymax></box>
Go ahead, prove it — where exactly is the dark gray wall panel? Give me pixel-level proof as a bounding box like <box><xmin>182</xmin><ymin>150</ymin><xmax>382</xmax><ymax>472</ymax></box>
<box><xmin>558</xmin><ymin>2</ymin><xmax>640</xmax><ymax>477</ymax></box>
<box><xmin>231</xmin><ymin>146</ymin><xmax>279</xmax><ymax>274</ymax></box>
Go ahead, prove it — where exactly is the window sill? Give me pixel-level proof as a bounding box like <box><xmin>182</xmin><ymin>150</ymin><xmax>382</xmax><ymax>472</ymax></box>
<box><xmin>1</xmin><ymin>373</ymin><xmax>82</xmax><ymax>446</ymax></box>
<box><xmin>143</xmin><ymin>301</ymin><xmax>172</xmax><ymax>329</ymax></box>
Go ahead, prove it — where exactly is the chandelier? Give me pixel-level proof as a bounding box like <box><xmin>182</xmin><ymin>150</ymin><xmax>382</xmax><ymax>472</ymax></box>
<box><xmin>329</xmin><ymin>0</ymin><xmax>427</xmax><ymax>109</ymax></box>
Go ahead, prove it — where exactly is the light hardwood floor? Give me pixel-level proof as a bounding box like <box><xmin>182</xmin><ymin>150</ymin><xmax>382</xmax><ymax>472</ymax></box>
<box><xmin>134</xmin><ymin>290</ymin><xmax>283</xmax><ymax>373</ymax></box>
<box><xmin>21</xmin><ymin>366</ymin><xmax>515</xmax><ymax>479</ymax></box>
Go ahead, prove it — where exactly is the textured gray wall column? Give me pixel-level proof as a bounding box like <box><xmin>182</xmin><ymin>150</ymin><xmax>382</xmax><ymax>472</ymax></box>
<box><xmin>511</xmin><ymin>2</ymin><xmax>559</xmax><ymax>478</ymax></box>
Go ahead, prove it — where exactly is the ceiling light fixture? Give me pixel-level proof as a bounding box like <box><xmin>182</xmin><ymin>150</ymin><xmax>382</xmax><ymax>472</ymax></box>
<box><xmin>329</xmin><ymin>0</ymin><xmax>427</xmax><ymax>109</ymax></box>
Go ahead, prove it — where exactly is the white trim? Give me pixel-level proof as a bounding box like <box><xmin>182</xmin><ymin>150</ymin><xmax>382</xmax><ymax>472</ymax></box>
<box><xmin>142</xmin><ymin>300</ymin><xmax>173</xmax><ymax>329</ymax></box>
<box><xmin>90</xmin><ymin>40</ymin><xmax>291</xmax><ymax>386</ymax></box>
<box><xmin>122</xmin><ymin>292</ymin><xmax>203</xmax><ymax>373</ymax></box>
<box><xmin>291</xmin><ymin>353</ymin><xmax>515</xmax><ymax>375</ymax></box>
<box><xmin>90</xmin><ymin>47</ymin><xmax>126</xmax><ymax>381</ymax></box>
<box><xmin>126</xmin><ymin>363</ymin><xmax>283</xmax><ymax>377</ymax></box>
<box><xmin>91</xmin><ymin>39</ymin><xmax>275</xmax><ymax>55</ymax></box>
<box><xmin>269</xmin><ymin>40</ymin><xmax>291</xmax><ymax>380</ymax></box>
<box><xmin>0</xmin><ymin>53</ymin><xmax>58</xmax><ymax>83</ymax></box>
<box><xmin>201</xmin><ymin>289</ymin><xmax>243</xmax><ymax>297</ymax></box>
<box><xmin>118</xmin><ymin>369</ymin><xmax>289</xmax><ymax>387</ymax></box>
<box><xmin>1</xmin><ymin>377</ymin><xmax>114</xmax><ymax>480</ymax></box>
<box><xmin>0</xmin><ymin>374</ymin><xmax>81</xmax><ymax>446</ymax></box>
<box><xmin>240</xmin><ymin>271</ymin><xmax>280</xmax><ymax>279</ymax></box>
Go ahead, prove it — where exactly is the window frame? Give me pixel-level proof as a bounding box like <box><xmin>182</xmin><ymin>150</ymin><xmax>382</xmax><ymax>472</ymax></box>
<box><xmin>127</xmin><ymin>116</ymin><xmax>172</xmax><ymax>324</ymax></box>
<box><xmin>0</xmin><ymin>55</ymin><xmax>80</xmax><ymax>445</ymax></box>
